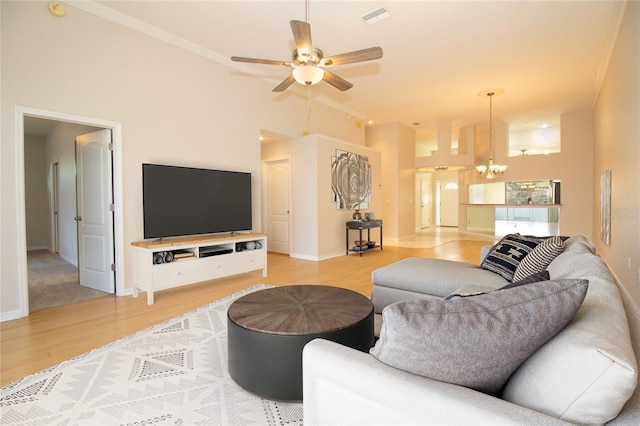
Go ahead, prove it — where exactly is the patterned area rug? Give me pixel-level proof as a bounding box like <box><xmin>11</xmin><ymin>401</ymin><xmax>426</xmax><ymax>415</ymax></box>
<box><xmin>1</xmin><ymin>285</ymin><xmax>304</xmax><ymax>425</ymax></box>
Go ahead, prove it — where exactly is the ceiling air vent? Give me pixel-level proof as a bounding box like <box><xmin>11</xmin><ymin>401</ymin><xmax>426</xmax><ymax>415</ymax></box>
<box><xmin>361</xmin><ymin>7</ymin><xmax>390</xmax><ymax>25</ymax></box>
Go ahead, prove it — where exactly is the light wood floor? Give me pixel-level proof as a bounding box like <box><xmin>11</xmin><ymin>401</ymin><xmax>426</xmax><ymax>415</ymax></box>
<box><xmin>0</xmin><ymin>231</ymin><xmax>494</xmax><ymax>386</ymax></box>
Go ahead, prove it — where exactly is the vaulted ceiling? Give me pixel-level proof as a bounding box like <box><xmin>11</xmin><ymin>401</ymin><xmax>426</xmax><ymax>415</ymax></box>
<box><xmin>61</xmin><ymin>1</ymin><xmax>622</xmax><ymax>152</ymax></box>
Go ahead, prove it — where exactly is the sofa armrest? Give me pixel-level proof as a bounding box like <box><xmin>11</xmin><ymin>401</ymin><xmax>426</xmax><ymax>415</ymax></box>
<box><xmin>481</xmin><ymin>245</ymin><xmax>493</xmax><ymax>263</ymax></box>
<box><xmin>303</xmin><ymin>339</ymin><xmax>570</xmax><ymax>425</ymax></box>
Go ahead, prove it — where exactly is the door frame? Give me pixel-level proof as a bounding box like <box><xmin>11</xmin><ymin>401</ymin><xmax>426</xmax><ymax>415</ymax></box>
<box><xmin>50</xmin><ymin>160</ymin><xmax>60</xmax><ymax>254</ymax></box>
<box><xmin>15</xmin><ymin>106</ymin><xmax>125</xmax><ymax>318</ymax></box>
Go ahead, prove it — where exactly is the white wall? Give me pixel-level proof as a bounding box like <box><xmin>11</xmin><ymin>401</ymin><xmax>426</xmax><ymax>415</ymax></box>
<box><xmin>24</xmin><ymin>136</ymin><xmax>49</xmax><ymax>250</ymax></box>
<box><xmin>365</xmin><ymin>122</ymin><xmax>416</xmax><ymax>241</ymax></box>
<box><xmin>592</xmin><ymin>1</ymin><xmax>640</xmax><ymax>304</ymax></box>
<box><xmin>261</xmin><ymin>134</ymin><xmax>382</xmax><ymax>260</ymax></box>
<box><xmin>459</xmin><ymin>111</ymin><xmax>594</xmax><ymax>240</ymax></box>
<box><xmin>316</xmin><ymin>135</ymin><xmax>382</xmax><ymax>258</ymax></box>
<box><xmin>1</xmin><ymin>1</ymin><xmax>364</xmax><ymax>319</ymax></box>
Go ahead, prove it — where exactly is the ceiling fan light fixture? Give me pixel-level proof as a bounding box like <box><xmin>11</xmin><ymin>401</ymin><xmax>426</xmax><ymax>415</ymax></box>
<box><xmin>293</xmin><ymin>65</ymin><xmax>324</xmax><ymax>85</ymax></box>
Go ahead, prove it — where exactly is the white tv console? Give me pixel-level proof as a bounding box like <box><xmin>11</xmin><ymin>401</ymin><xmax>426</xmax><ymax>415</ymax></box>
<box><xmin>131</xmin><ymin>233</ymin><xmax>267</xmax><ymax>304</ymax></box>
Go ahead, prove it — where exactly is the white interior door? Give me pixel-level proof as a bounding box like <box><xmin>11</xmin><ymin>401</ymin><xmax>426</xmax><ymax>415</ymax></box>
<box><xmin>420</xmin><ymin>178</ymin><xmax>432</xmax><ymax>228</ymax></box>
<box><xmin>267</xmin><ymin>160</ymin><xmax>290</xmax><ymax>254</ymax></box>
<box><xmin>75</xmin><ymin>129</ymin><xmax>115</xmax><ymax>293</ymax></box>
<box><xmin>439</xmin><ymin>180</ymin><xmax>459</xmax><ymax>227</ymax></box>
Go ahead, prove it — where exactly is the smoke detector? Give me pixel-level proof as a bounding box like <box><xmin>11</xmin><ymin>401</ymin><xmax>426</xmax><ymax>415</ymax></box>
<box><xmin>48</xmin><ymin>2</ymin><xmax>66</xmax><ymax>17</ymax></box>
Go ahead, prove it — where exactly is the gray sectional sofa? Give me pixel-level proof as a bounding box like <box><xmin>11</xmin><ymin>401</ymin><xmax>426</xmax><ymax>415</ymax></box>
<box><xmin>303</xmin><ymin>235</ymin><xmax>639</xmax><ymax>425</ymax></box>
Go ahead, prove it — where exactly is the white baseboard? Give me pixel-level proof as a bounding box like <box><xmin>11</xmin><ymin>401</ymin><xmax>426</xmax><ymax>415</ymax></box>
<box><xmin>59</xmin><ymin>253</ymin><xmax>78</xmax><ymax>267</ymax></box>
<box><xmin>290</xmin><ymin>253</ymin><xmax>320</xmax><ymax>261</ymax></box>
<box><xmin>289</xmin><ymin>251</ymin><xmax>346</xmax><ymax>261</ymax></box>
<box><xmin>1</xmin><ymin>309</ymin><xmax>24</xmax><ymax>322</ymax></box>
<box><xmin>26</xmin><ymin>246</ymin><xmax>49</xmax><ymax>251</ymax></box>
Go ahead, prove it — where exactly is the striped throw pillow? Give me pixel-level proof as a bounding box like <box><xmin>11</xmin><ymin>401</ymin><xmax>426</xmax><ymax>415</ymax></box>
<box><xmin>513</xmin><ymin>236</ymin><xmax>564</xmax><ymax>281</ymax></box>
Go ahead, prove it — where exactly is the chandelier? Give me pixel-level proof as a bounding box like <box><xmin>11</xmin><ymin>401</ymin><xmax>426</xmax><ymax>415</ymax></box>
<box><xmin>476</xmin><ymin>91</ymin><xmax>507</xmax><ymax>179</ymax></box>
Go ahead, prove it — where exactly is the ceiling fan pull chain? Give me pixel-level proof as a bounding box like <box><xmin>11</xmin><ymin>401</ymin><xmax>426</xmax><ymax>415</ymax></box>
<box><xmin>307</xmin><ymin>84</ymin><xmax>312</xmax><ymax>128</ymax></box>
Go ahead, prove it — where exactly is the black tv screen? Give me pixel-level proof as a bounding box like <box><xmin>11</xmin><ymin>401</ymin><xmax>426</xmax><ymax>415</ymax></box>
<box><xmin>142</xmin><ymin>163</ymin><xmax>252</xmax><ymax>239</ymax></box>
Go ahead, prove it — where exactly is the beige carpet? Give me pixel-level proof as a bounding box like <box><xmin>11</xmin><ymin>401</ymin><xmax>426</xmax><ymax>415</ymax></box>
<box><xmin>27</xmin><ymin>250</ymin><xmax>110</xmax><ymax>311</ymax></box>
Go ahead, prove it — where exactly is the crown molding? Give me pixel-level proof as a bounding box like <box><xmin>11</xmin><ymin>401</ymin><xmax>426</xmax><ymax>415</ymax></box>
<box><xmin>65</xmin><ymin>1</ymin><xmax>368</xmax><ymax>121</ymax></box>
<box><xmin>67</xmin><ymin>1</ymin><xmax>244</xmax><ymax>69</ymax></box>
<box><xmin>592</xmin><ymin>0</ymin><xmax>628</xmax><ymax>109</ymax></box>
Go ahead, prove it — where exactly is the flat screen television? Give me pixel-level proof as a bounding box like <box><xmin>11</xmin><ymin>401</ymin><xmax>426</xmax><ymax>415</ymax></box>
<box><xmin>142</xmin><ymin>163</ymin><xmax>252</xmax><ymax>239</ymax></box>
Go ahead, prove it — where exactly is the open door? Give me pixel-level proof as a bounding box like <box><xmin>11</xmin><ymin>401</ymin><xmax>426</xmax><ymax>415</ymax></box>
<box><xmin>75</xmin><ymin>129</ymin><xmax>115</xmax><ymax>293</ymax></box>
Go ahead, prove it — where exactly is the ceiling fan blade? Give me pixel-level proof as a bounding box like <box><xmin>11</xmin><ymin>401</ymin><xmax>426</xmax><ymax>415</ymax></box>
<box><xmin>322</xmin><ymin>70</ymin><xmax>353</xmax><ymax>91</ymax></box>
<box><xmin>273</xmin><ymin>74</ymin><xmax>296</xmax><ymax>92</ymax></box>
<box><xmin>231</xmin><ymin>56</ymin><xmax>289</xmax><ymax>66</ymax></box>
<box><xmin>320</xmin><ymin>46</ymin><xmax>383</xmax><ymax>67</ymax></box>
<box><xmin>290</xmin><ymin>20</ymin><xmax>312</xmax><ymax>54</ymax></box>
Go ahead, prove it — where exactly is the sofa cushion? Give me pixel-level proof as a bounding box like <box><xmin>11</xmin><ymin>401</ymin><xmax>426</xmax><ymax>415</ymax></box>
<box><xmin>512</xmin><ymin>236</ymin><xmax>564</xmax><ymax>281</ymax></box>
<box><xmin>445</xmin><ymin>270</ymin><xmax>550</xmax><ymax>299</ymax></box>
<box><xmin>503</xmin><ymin>236</ymin><xmax>638</xmax><ymax>424</ymax></box>
<box><xmin>480</xmin><ymin>234</ymin><xmax>542</xmax><ymax>281</ymax></box>
<box><xmin>371</xmin><ymin>257</ymin><xmax>507</xmax><ymax>313</ymax></box>
<box><xmin>370</xmin><ymin>279</ymin><xmax>588</xmax><ymax>395</ymax></box>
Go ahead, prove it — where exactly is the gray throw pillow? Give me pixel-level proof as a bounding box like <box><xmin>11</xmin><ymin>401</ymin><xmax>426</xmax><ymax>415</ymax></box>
<box><xmin>480</xmin><ymin>234</ymin><xmax>542</xmax><ymax>281</ymax></box>
<box><xmin>370</xmin><ymin>279</ymin><xmax>588</xmax><ymax>395</ymax></box>
<box><xmin>498</xmin><ymin>270</ymin><xmax>550</xmax><ymax>290</ymax></box>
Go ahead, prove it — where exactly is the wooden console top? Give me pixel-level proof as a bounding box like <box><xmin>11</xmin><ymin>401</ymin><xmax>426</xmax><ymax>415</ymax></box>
<box><xmin>131</xmin><ymin>232</ymin><xmax>266</xmax><ymax>249</ymax></box>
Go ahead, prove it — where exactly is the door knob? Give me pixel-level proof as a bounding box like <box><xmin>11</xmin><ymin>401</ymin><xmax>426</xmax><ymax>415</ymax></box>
<box><xmin>74</xmin><ymin>216</ymin><xmax>82</xmax><ymax>221</ymax></box>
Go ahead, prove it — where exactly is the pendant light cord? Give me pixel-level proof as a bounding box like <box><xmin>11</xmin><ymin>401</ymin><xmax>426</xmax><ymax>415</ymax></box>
<box><xmin>307</xmin><ymin>84</ymin><xmax>311</xmax><ymax>131</ymax></box>
<box><xmin>488</xmin><ymin>91</ymin><xmax>494</xmax><ymax>160</ymax></box>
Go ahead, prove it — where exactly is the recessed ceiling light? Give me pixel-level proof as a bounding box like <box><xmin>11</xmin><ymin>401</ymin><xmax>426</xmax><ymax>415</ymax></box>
<box><xmin>361</xmin><ymin>7</ymin><xmax>390</xmax><ymax>25</ymax></box>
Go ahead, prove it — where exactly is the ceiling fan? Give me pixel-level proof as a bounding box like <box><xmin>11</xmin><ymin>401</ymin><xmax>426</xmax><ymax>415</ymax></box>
<box><xmin>231</xmin><ymin>18</ymin><xmax>383</xmax><ymax>92</ymax></box>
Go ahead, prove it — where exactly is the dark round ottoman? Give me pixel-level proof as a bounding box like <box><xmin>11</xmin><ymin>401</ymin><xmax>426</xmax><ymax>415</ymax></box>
<box><xmin>227</xmin><ymin>285</ymin><xmax>374</xmax><ymax>401</ymax></box>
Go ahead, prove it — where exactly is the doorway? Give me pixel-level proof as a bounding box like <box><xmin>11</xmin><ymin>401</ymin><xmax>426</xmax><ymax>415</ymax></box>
<box><xmin>16</xmin><ymin>107</ymin><xmax>125</xmax><ymax>318</ymax></box>
<box><xmin>24</xmin><ymin>120</ymin><xmax>113</xmax><ymax>310</ymax></box>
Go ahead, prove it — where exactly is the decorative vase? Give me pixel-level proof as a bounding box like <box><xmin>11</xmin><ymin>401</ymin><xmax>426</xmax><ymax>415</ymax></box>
<box><xmin>352</xmin><ymin>209</ymin><xmax>362</xmax><ymax>220</ymax></box>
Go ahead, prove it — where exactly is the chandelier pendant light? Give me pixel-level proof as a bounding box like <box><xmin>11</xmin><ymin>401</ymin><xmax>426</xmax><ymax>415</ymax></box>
<box><xmin>476</xmin><ymin>91</ymin><xmax>507</xmax><ymax>179</ymax></box>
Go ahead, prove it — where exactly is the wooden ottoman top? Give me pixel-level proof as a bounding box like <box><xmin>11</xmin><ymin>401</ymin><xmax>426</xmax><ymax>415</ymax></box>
<box><xmin>227</xmin><ymin>285</ymin><xmax>373</xmax><ymax>336</ymax></box>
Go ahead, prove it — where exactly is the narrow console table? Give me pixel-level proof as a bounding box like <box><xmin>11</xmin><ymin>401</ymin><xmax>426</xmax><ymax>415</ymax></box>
<box><xmin>131</xmin><ymin>233</ymin><xmax>267</xmax><ymax>304</ymax></box>
<box><xmin>346</xmin><ymin>219</ymin><xmax>383</xmax><ymax>256</ymax></box>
